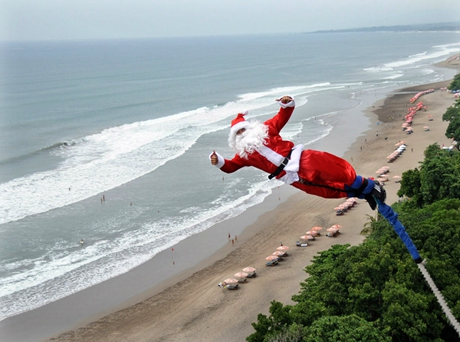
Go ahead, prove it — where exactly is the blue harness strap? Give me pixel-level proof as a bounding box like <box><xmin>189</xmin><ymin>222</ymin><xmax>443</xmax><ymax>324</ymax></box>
<box><xmin>377</xmin><ymin>202</ymin><xmax>422</xmax><ymax>263</ymax></box>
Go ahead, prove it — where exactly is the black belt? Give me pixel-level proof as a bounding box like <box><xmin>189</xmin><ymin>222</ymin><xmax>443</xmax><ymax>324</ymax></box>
<box><xmin>268</xmin><ymin>149</ymin><xmax>293</xmax><ymax>180</ymax></box>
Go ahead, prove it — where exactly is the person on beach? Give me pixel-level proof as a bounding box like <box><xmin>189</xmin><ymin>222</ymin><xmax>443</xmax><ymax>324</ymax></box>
<box><xmin>209</xmin><ymin>95</ymin><xmax>385</xmax><ymax>210</ymax></box>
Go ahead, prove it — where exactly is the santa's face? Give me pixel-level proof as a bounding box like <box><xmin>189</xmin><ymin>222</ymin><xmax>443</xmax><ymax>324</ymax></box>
<box><xmin>229</xmin><ymin>121</ymin><xmax>268</xmax><ymax>159</ymax></box>
<box><xmin>236</xmin><ymin>128</ymin><xmax>246</xmax><ymax>136</ymax></box>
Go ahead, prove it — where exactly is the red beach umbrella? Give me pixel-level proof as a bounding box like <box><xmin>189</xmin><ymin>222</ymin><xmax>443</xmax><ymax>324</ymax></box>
<box><xmin>242</xmin><ymin>266</ymin><xmax>256</xmax><ymax>273</ymax></box>
<box><xmin>277</xmin><ymin>245</ymin><xmax>290</xmax><ymax>251</ymax></box>
<box><xmin>234</xmin><ymin>272</ymin><xmax>248</xmax><ymax>279</ymax></box>
<box><xmin>224</xmin><ymin>278</ymin><xmax>239</xmax><ymax>284</ymax></box>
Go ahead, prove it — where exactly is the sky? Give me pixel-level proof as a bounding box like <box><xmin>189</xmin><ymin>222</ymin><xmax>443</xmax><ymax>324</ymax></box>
<box><xmin>1</xmin><ymin>0</ymin><xmax>460</xmax><ymax>41</ymax></box>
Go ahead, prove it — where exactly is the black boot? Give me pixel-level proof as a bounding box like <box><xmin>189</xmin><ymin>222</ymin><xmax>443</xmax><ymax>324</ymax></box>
<box><xmin>365</xmin><ymin>180</ymin><xmax>386</xmax><ymax>210</ymax></box>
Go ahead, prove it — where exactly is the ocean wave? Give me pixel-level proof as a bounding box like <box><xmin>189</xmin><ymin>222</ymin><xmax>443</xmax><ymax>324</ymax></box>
<box><xmin>0</xmin><ymin>84</ymin><xmax>327</xmax><ymax>226</ymax></box>
<box><xmin>0</xmin><ymin>139</ymin><xmax>84</xmax><ymax>168</ymax></box>
<box><xmin>382</xmin><ymin>73</ymin><xmax>404</xmax><ymax>80</ymax></box>
<box><xmin>0</xmin><ymin>178</ymin><xmax>274</xmax><ymax>321</ymax></box>
<box><xmin>384</xmin><ymin>43</ymin><xmax>460</xmax><ymax>69</ymax></box>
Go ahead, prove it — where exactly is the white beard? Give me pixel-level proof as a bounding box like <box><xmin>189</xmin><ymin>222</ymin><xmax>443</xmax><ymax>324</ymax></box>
<box><xmin>229</xmin><ymin>121</ymin><xmax>269</xmax><ymax>159</ymax></box>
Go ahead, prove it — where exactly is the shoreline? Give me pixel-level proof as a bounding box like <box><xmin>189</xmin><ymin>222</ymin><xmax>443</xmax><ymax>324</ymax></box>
<box><xmin>1</xmin><ymin>61</ymin><xmax>459</xmax><ymax>342</ymax></box>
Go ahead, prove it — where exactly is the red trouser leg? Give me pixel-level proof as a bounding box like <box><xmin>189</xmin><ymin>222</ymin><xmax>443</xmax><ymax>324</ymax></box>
<box><xmin>291</xmin><ymin>150</ymin><xmax>357</xmax><ymax>199</ymax></box>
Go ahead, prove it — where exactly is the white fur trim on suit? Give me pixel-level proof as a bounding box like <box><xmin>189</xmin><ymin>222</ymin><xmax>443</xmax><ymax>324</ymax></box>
<box><xmin>230</xmin><ymin>121</ymin><xmax>250</xmax><ymax>135</ymax></box>
<box><xmin>258</xmin><ymin>144</ymin><xmax>304</xmax><ymax>184</ymax></box>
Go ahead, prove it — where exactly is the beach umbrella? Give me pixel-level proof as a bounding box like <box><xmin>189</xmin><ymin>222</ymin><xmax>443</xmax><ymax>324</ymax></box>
<box><xmin>345</xmin><ymin>199</ymin><xmax>356</xmax><ymax>207</ymax></box>
<box><xmin>234</xmin><ymin>271</ymin><xmax>248</xmax><ymax>279</ymax></box>
<box><xmin>330</xmin><ymin>224</ymin><xmax>342</xmax><ymax>229</ymax></box>
<box><xmin>277</xmin><ymin>245</ymin><xmax>290</xmax><ymax>251</ymax></box>
<box><xmin>306</xmin><ymin>230</ymin><xmax>318</xmax><ymax>236</ymax></box>
<box><xmin>338</xmin><ymin>204</ymin><xmax>348</xmax><ymax>211</ymax></box>
<box><xmin>424</xmin><ymin>126</ymin><xmax>430</xmax><ymax>131</ymax></box>
<box><xmin>273</xmin><ymin>251</ymin><xmax>285</xmax><ymax>256</ymax></box>
<box><xmin>224</xmin><ymin>278</ymin><xmax>239</xmax><ymax>284</ymax></box>
<box><xmin>311</xmin><ymin>226</ymin><xmax>323</xmax><ymax>231</ymax></box>
<box><xmin>242</xmin><ymin>266</ymin><xmax>256</xmax><ymax>273</ymax></box>
<box><xmin>393</xmin><ymin>175</ymin><xmax>401</xmax><ymax>182</ymax></box>
<box><xmin>300</xmin><ymin>235</ymin><xmax>314</xmax><ymax>240</ymax></box>
<box><xmin>266</xmin><ymin>255</ymin><xmax>279</xmax><ymax>261</ymax></box>
<box><xmin>327</xmin><ymin>227</ymin><xmax>338</xmax><ymax>232</ymax></box>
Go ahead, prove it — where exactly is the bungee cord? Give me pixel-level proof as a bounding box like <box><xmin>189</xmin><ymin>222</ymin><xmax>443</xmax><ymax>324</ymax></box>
<box><xmin>377</xmin><ymin>202</ymin><xmax>460</xmax><ymax>336</ymax></box>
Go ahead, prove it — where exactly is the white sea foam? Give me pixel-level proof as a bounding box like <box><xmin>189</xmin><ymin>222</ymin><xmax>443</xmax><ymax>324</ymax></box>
<box><xmin>0</xmin><ymin>83</ymin><xmax>344</xmax><ymax>226</ymax></box>
<box><xmin>382</xmin><ymin>73</ymin><xmax>404</xmax><ymax>80</ymax></box>
<box><xmin>0</xmin><ymin>177</ymin><xmax>274</xmax><ymax>320</ymax></box>
<box><xmin>362</xmin><ymin>42</ymin><xmax>460</xmax><ymax>76</ymax></box>
<box><xmin>384</xmin><ymin>42</ymin><xmax>460</xmax><ymax>68</ymax></box>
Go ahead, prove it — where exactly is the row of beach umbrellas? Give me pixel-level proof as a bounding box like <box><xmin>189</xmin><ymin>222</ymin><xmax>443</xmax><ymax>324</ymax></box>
<box><xmin>376</xmin><ymin>166</ymin><xmax>390</xmax><ymax>183</ymax></box>
<box><xmin>376</xmin><ymin>165</ymin><xmax>402</xmax><ymax>183</ymax></box>
<box><xmin>222</xmin><ymin>266</ymin><xmax>257</xmax><ymax>288</ymax></box>
<box><xmin>409</xmin><ymin>89</ymin><xmax>434</xmax><ymax>103</ymax></box>
<box><xmin>299</xmin><ymin>225</ymin><xmax>343</xmax><ymax>240</ymax></box>
<box><xmin>266</xmin><ymin>245</ymin><xmax>290</xmax><ymax>263</ymax></box>
<box><xmin>387</xmin><ymin>143</ymin><xmax>407</xmax><ymax>163</ymax></box>
<box><xmin>300</xmin><ymin>226</ymin><xmax>323</xmax><ymax>241</ymax></box>
<box><xmin>334</xmin><ymin>197</ymin><xmax>358</xmax><ymax>215</ymax></box>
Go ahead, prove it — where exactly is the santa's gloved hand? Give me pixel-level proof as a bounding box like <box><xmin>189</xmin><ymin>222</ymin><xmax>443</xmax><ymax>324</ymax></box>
<box><xmin>210</xmin><ymin>151</ymin><xmax>218</xmax><ymax>165</ymax></box>
<box><xmin>276</xmin><ymin>96</ymin><xmax>293</xmax><ymax>104</ymax></box>
<box><xmin>209</xmin><ymin>151</ymin><xmax>224</xmax><ymax>168</ymax></box>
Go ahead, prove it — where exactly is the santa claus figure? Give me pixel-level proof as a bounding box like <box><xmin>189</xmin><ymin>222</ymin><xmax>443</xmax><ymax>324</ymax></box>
<box><xmin>210</xmin><ymin>95</ymin><xmax>385</xmax><ymax>209</ymax></box>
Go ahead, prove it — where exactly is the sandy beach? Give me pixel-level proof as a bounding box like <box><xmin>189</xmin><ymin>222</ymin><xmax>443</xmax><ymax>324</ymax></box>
<box><xmin>0</xmin><ymin>58</ymin><xmax>456</xmax><ymax>342</ymax></box>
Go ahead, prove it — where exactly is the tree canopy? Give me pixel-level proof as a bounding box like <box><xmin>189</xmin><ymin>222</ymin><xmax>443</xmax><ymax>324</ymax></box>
<box><xmin>447</xmin><ymin>73</ymin><xmax>460</xmax><ymax>92</ymax></box>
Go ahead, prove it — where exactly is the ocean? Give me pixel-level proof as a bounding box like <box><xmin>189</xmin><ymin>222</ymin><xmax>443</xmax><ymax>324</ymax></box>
<box><xmin>1</xmin><ymin>31</ymin><xmax>460</xmax><ymax>321</ymax></box>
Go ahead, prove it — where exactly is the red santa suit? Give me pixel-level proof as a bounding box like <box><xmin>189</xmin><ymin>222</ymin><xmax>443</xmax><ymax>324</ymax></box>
<box><xmin>212</xmin><ymin>98</ymin><xmax>369</xmax><ymax>199</ymax></box>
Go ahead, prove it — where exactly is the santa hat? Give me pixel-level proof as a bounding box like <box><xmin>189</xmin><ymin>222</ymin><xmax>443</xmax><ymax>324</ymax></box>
<box><xmin>230</xmin><ymin>110</ymin><xmax>249</xmax><ymax>135</ymax></box>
